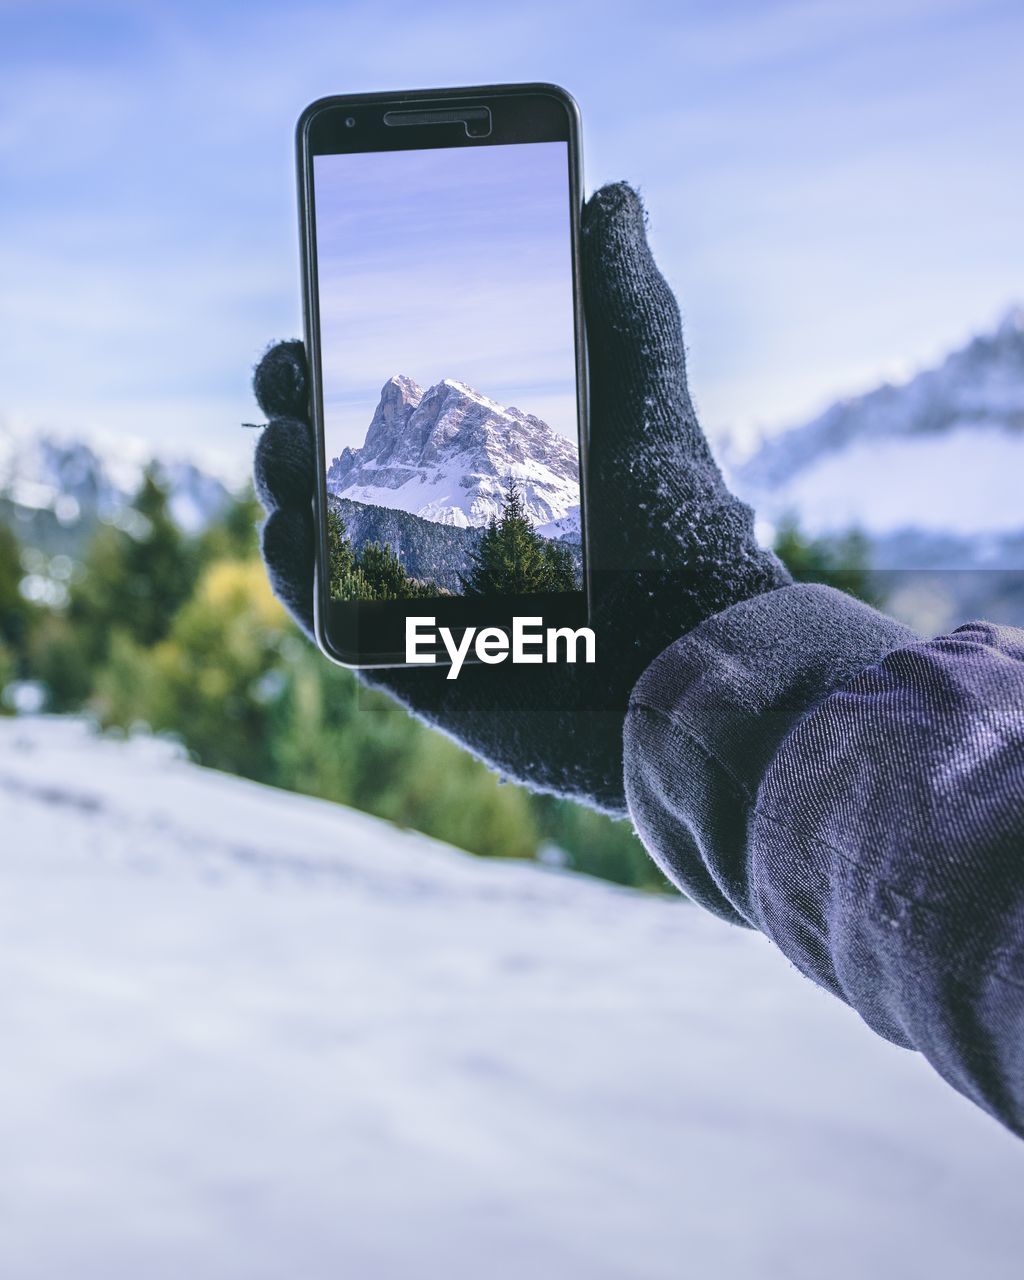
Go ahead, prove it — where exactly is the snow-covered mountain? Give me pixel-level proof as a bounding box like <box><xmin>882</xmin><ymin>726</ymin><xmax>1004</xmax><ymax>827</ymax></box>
<box><xmin>3</xmin><ymin>715</ymin><xmax>1024</xmax><ymax>1279</ymax></box>
<box><xmin>0</xmin><ymin>426</ymin><xmax>237</xmax><ymax>553</ymax></box>
<box><xmin>733</xmin><ymin>307</ymin><xmax>1024</xmax><ymax>548</ymax></box>
<box><xmin>327</xmin><ymin>376</ymin><xmax>581</xmax><ymax>538</ymax></box>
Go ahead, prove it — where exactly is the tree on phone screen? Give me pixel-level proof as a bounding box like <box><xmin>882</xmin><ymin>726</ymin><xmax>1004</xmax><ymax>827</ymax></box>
<box><xmin>462</xmin><ymin>480</ymin><xmax>578</xmax><ymax>597</ymax></box>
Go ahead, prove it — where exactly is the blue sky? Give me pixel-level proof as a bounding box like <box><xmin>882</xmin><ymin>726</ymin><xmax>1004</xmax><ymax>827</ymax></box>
<box><xmin>313</xmin><ymin>143</ymin><xmax>577</xmax><ymax>451</ymax></box>
<box><xmin>1</xmin><ymin>0</ymin><xmax>1021</xmax><ymax>472</ymax></box>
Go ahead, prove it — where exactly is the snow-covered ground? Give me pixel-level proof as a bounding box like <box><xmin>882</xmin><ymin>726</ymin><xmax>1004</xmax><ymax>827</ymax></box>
<box><xmin>1</xmin><ymin>717</ymin><xmax>1022</xmax><ymax>1280</ymax></box>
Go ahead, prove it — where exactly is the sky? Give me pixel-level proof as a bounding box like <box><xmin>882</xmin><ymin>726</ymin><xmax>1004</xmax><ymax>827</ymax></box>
<box><xmin>313</xmin><ymin>142</ymin><xmax>577</xmax><ymax>452</ymax></box>
<box><xmin>1</xmin><ymin>0</ymin><xmax>1022</xmax><ymax>476</ymax></box>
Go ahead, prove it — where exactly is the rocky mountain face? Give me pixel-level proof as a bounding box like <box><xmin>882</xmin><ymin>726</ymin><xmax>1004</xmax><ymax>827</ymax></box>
<box><xmin>327</xmin><ymin>376</ymin><xmax>581</xmax><ymax>538</ymax></box>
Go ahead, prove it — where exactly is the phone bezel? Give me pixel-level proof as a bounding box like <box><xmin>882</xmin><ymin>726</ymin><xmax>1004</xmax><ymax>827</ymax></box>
<box><xmin>296</xmin><ymin>83</ymin><xmax>591</xmax><ymax>669</ymax></box>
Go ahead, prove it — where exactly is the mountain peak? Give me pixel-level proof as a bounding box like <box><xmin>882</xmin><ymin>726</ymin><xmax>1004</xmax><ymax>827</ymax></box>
<box><xmin>434</xmin><ymin>377</ymin><xmax>508</xmax><ymax>415</ymax></box>
<box><xmin>380</xmin><ymin>373</ymin><xmax>423</xmax><ymax>405</ymax></box>
<box><xmin>327</xmin><ymin>376</ymin><xmax>580</xmax><ymax>535</ymax></box>
<box><xmin>997</xmin><ymin>304</ymin><xmax>1024</xmax><ymax>339</ymax></box>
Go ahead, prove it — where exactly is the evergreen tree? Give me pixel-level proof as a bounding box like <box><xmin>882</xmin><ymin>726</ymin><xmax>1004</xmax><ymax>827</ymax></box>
<box><xmin>123</xmin><ymin>468</ymin><xmax>198</xmax><ymax>643</ymax></box>
<box><xmin>0</xmin><ymin>521</ymin><xmax>35</xmax><ymax>702</ymax></box>
<box><xmin>541</xmin><ymin>537</ymin><xmax>578</xmax><ymax>592</ymax></box>
<box><xmin>327</xmin><ymin>505</ymin><xmax>433</xmax><ymax>601</ymax></box>
<box><xmin>360</xmin><ymin>541</ymin><xmax>410</xmax><ymax>599</ymax></box>
<box><xmin>0</xmin><ymin>521</ymin><xmax>33</xmax><ymax>651</ymax></box>
<box><xmin>361</xmin><ymin>541</ymin><xmax>433</xmax><ymax>599</ymax></box>
<box><xmin>332</xmin><ymin>563</ymin><xmax>373</xmax><ymax>601</ymax></box>
<box><xmin>462</xmin><ymin>480</ymin><xmax>578</xmax><ymax>595</ymax></box>
<box><xmin>327</xmin><ymin>505</ymin><xmax>360</xmax><ymax>599</ymax></box>
<box><xmin>774</xmin><ymin>514</ymin><xmax>882</xmax><ymax>607</ymax></box>
<box><xmin>26</xmin><ymin>611</ymin><xmax>92</xmax><ymax>711</ymax></box>
<box><xmin>67</xmin><ymin>466</ymin><xmax>197</xmax><ymax>665</ymax></box>
<box><xmin>197</xmin><ymin>482</ymin><xmax>263</xmax><ymax>564</ymax></box>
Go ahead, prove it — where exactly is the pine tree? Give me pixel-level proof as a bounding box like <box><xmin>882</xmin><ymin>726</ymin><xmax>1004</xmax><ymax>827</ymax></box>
<box><xmin>69</xmin><ymin>466</ymin><xmax>196</xmax><ymax>658</ymax></box>
<box><xmin>462</xmin><ymin>479</ymin><xmax>578</xmax><ymax>596</ymax></box>
<box><xmin>359</xmin><ymin>541</ymin><xmax>405</xmax><ymax>599</ymax></box>
<box><xmin>0</xmin><ymin>521</ymin><xmax>32</xmax><ymax>650</ymax></box>
<box><xmin>197</xmin><ymin>483</ymin><xmax>263</xmax><ymax>564</ymax></box>
<box><xmin>332</xmin><ymin>563</ymin><xmax>373</xmax><ymax>601</ymax></box>
<box><xmin>326</xmin><ymin>505</ymin><xmax>358</xmax><ymax>599</ymax></box>
<box><xmin>327</xmin><ymin>506</ymin><xmax>434</xmax><ymax>601</ymax></box>
<box><xmin>541</xmin><ymin>537</ymin><xmax>578</xmax><ymax>592</ymax></box>
<box><xmin>774</xmin><ymin>514</ymin><xmax>882</xmax><ymax>607</ymax></box>
<box><xmin>359</xmin><ymin>541</ymin><xmax>434</xmax><ymax>599</ymax></box>
<box><xmin>127</xmin><ymin>469</ymin><xmax>199</xmax><ymax>644</ymax></box>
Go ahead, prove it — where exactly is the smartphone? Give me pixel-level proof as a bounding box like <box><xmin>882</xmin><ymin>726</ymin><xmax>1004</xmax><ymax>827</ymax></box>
<box><xmin>296</xmin><ymin>83</ymin><xmax>590</xmax><ymax>668</ymax></box>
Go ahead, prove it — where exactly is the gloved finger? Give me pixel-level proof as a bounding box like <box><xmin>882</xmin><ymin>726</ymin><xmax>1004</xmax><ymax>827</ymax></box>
<box><xmin>254</xmin><ymin>415</ymin><xmax>315</xmax><ymax>513</ymax></box>
<box><xmin>582</xmin><ymin>183</ymin><xmax>683</xmax><ymax>382</ymax></box>
<box><xmin>581</xmin><ymin>183</ymin><xmax>708</xmax><ymax>463</ymax></box>
<box><xmin>261</xmin><ymin>506</ymin><xmax>315</xmax><ymax>638</ymax></box>
<box><xmin>254</xmin><ymin>340</ymin><xmax>308</xmax><ymax>418</ymax></box>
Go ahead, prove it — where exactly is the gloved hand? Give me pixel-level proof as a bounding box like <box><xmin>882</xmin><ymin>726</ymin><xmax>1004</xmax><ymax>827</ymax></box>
<box><xmin>253</xmin><ymin>183</ymin><xmax>790</xmax><ymax>816</ymax></box>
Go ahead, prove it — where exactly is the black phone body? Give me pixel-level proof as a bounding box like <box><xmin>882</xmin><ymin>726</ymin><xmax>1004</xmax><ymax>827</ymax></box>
<box><xmin>296</xmin><ymin>83</ymin><xmax>590</xmax><ymax>669</ymax></box>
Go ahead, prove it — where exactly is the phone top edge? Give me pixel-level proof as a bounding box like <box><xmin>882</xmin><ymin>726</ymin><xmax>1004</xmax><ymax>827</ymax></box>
<box><xmin>296</xmin><ymin>82</ymin><xmax>579</xmax><ymax>144</ymax></box>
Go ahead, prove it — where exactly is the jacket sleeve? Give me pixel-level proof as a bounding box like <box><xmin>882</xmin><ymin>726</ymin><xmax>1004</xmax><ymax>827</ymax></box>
<box><xmin>624</xmin><ymin>582</ymin><xmax>1024</xmax><ymax>1135</ymax></box>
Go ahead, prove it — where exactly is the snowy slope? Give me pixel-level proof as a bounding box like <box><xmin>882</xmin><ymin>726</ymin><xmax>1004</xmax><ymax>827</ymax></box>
<box><xmin>1</xmin><ymin>717</ymin><xmax>1023</xmax><ymax>1280</ymax></box>
<box><xmin>327</xmin><ymin>376</ymin><xmax>580</xmax><ymax>537</ymax></box>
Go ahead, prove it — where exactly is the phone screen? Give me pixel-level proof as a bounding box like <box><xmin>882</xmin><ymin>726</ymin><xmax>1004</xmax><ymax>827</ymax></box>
<box><xmin>310</xmin><ymin>141</ymin><xmax>583</xmax><ymax>610</ymax></box>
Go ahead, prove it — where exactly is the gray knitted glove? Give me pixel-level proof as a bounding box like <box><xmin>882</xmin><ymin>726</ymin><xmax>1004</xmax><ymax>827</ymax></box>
<box><xmin>253</xmin><ymin>182</ymin><xmax>790</xmax><ymax>815</ymax></box>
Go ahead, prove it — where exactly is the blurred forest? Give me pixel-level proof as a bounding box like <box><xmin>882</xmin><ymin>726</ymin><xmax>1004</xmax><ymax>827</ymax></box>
<box><xmin>0</xmin><ymin>473</ymin><xmax>873</xmax><ymax>891</ymax></box>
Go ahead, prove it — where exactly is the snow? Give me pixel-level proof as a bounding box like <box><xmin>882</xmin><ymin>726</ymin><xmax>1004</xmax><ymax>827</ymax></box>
<box><xmin>0</xmin><ymin>425</ymin><xmax>237</xmax><ymax>535</ymax></box>
<box><xmin>755</xmin><ymin>424</ymin><xmax>1024</xmax><ymax>535</ymax></box>
<box><xmin>1</xmin><ymin>717</ymin><xmax>1023</xmax><ymax>1279</ymax></box>
<box><xmin>438</xmin><ymin>377</ymin><xmax>507</xmax><ymax>414</ymax></box>
<box><xmin>339</xmin><ymin>463</ymin><xmax>581</xmax><ymax>534</ymax></box>
<box><xmin>329</xmin><ymin>376</ymin><xmax>581</xmax><ymax>533</ymax></box>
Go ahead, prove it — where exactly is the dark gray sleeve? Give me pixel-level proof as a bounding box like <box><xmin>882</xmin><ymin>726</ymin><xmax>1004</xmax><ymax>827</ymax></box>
<box><xmin>624</xmin><ymin>582</ymin><xmax>1024</xmax><ymax>1135</ymax></box>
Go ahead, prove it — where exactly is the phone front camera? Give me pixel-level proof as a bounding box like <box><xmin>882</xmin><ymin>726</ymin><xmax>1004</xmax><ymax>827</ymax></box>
<box><xmin>345</xmin><ymin>117</ymin><xmax>356</xmax><ymax>128</ymax></box>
